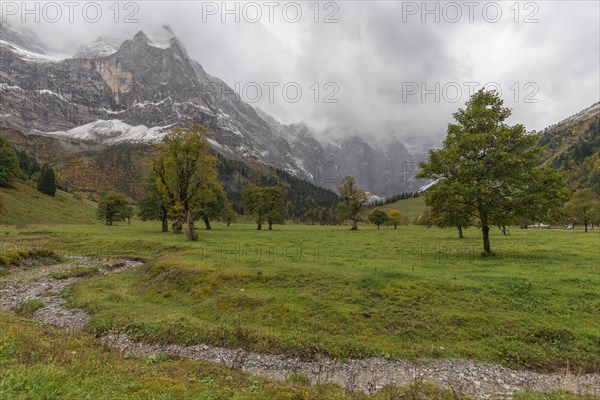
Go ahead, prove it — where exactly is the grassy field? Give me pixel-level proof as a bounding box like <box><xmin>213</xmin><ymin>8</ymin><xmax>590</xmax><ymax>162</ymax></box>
<box><xmin>0</xmin><ymin>182</ymin><xmax>97</xmax><ymax>225</ymax></box>
<box><xmin>374</xmin><ymin>196</ymin><xmax>426</xmax><ymax>222</ymax></box>
<box><xmin>1</xmin><ymin>220</ymin><xmax>598</xmax><ymax>374</ymax></box>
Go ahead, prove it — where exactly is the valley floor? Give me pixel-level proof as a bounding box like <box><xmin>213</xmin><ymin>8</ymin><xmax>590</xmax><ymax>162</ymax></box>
<box><xmin>0</xmin><ymin>222</ymin><xmax>598</xmax><ymax>398</ymax></box>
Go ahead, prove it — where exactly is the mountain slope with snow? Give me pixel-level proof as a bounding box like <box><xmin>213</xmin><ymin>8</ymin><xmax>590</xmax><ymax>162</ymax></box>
<box><xmin>0</xmin><ymin>23</ymin><xmax>425</xmax><ymax>194</ymax></box>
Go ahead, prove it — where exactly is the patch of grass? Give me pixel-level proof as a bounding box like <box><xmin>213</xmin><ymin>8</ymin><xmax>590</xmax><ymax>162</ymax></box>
<box><xmin>0</xmin><ymin>248</ymin><xmax>61</xmax><ymax>268</ymax></box>
<box><xmin>287</xmin><ymin>373</ymin><xmax>310</xmax><ymax>385</ymax></box>
<box><xmin>51</xmin><ymin>266</ymin><xmax>98</xmax><ymax>280</ymax></box>
<box><xmin>374</xmin><ymin>196</ymin><xmax>425</xmax><ymax>222</ymax></box>
<box><xmin>514</xmin><ymin>391</ymin><xmax>598</xmax><ymax>400</ymax></box>
<box><xmin>13</xmin><ymin>300</ymin><xmax>45</xmax><ymax>318</ymax></box>
<box><xmin>0</xmin><ymin>182</ymin><xmax>97</xmax><ymax>225</ymax></box>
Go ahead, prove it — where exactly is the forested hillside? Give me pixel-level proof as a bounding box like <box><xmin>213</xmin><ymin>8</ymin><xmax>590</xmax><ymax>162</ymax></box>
<box><xmin>215</xmin><ymin>155</ymin><xmax>338</xmax><ymax>220</ymax></box>
<box><xmin>0</xmin><ymin>129</ymin><xmax>338</xmax><ymax>222</ymax></box>
<box><xmin>537</xmin><ymin>102</ymin><xmax>599</xmax><ymax>191</ymax></box>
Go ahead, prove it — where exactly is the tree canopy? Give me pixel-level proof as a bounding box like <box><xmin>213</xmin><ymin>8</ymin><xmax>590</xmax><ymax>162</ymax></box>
<box><xmin>242</xmin><ymin>184</ymin><xmax>287</xmax><ymax>230</ymax></box>
<box><xmin>336</xmin><ymin>176</ymin><xmax>368</xmax><ymax>230</ymax></box>
<box><xmin>386</xmin><ymin>209</ymin><xmax>403</xmax><ymax>229</ymax></box>
<box><xmin>150</xmin><ymin>125</ymin><xmax>219</xmax><ymax>240</ymax></box>
<box><xmin>368</xmin><ymin>210</ymin><xmax>388</xmax><ymax>229</ymax></box>
<box><xmin>262</xmin><ymin>186</ymin><xmax>287</xmax><ymax>230</ymax></box>
<box><xmin>565</xmin><ymin>188</ymin><xmax>600</xmax><ymax>232</ymax></box>
<box><xmin>138</xmin><ymin>174</ymin><xmax>170</xmax><ymax>232</ymax></box>
<box><xmin>97</xmin><ymin>192</ymin><xmax>130</xmax><ymax>226</ymax></box>
<box><xmin>242</xmin><ymin>183</ymin><xmax>265</xmax><ymax>230</ymax></box>
<box><xmin>0</xmin><ymin>138</ymin><xmax>19</xmax><ymax>187</ymax></box>
<box><xmin>193</xmin><ymin>179</ymin><xmax>228</xmax><ymax>230</ymax></box>
<box><xmin>417</xmin><ymin>89</ymin><xmax>569</xmax><ymax>253</ymax></box>
<box><xmin>37</xmin><ymin>164</ymin><xmax>57</xmax><ymax>196</ymax></box>
<box><xmin>221</xmin><ymin>202</ymin><xmax>237</xmax><ymax>227</ymax></box>
<box><xmin>425</xmin><ymin>180</ymin><xmax>471</xmax><ymax>238</ymax></box>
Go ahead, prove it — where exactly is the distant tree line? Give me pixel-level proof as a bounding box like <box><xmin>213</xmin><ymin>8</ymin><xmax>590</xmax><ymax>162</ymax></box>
<box><xmin>367</xmin><ymin>191</ymin><xmax>420</xmax><ymax>208</ymax></box>
<box><xmin>214</xmin><ymin>154</ymin><xmax>338</xmax><ymax>221</ymax></box>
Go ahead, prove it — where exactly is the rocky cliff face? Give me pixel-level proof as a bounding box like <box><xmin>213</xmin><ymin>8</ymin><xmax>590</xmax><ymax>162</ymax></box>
<box><xmin>0</xmin><ymin>24</ymin><xmax>425</xmax><ymax>197</ymax></box>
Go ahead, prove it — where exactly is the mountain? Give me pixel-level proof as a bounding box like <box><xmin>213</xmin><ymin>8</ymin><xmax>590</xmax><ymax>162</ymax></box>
<box><xmin>73</xmin><ymin>36</ymin><xmax>121</xmax><ymax>59</ymax></box>
<box><xmin>0</xmin><ymin>23</ymin><xmax>48</xmax><ymax>55</ymax></box>
<box><xmin>0</xmin><ymin>23</ymin><xmax>426</xmax><ymax>198</ymax></box>
<box><xmin>0</xmin><ymin>24</ymin><xmax>308</xmax><ymax>177</ymax></box>
<box><xmin>537</xmin><ymin>102</ymin><xmax>600</xmax><ymax>190</ymax></box>
<box><xmin>255</xmin><ymin>109</ymin><xmax>427</xmax><ymax>196</ymax></box>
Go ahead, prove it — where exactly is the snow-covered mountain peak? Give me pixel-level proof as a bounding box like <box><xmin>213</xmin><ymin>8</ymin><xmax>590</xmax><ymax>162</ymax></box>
<box><xmin>0</xmin><ymin>23</ymin><xmax>47</xmax><ymax>54</ymax></box>
<box><xmin>73</xmin><ymin>36</ymin><xmax>120</xmax><ymax>58</ymax></box>
<box><xmin>0</xmin><ymin>23</ymin><xmax>68</xmax><ymax>62</ymax></box>
<box><xmin>142</xmin><ymin>25</ymin><xmax>178</xmax><ymax>49</ymax></box>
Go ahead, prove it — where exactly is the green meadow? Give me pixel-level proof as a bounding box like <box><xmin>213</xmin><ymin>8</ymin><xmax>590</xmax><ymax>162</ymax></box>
<box><xmin>2</xmin><ymin>220</ymin><xmax>598</xmax><ymax>373</ymax></box>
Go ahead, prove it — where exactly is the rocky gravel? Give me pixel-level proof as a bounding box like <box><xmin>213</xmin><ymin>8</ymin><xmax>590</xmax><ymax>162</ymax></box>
<box><xmin>0</xmin><ymin>256</ymin><xmax>141</xmax><ymax>331</ymax></box>
<box><xmin>1</xmin><ymin>257</ymin><xmax>598</xmax><ymax>398</ymax></box>
<box><xmin>100</xmin><ymin>334</ymin><xmax>599</xmax><ymax>398</ymax></box>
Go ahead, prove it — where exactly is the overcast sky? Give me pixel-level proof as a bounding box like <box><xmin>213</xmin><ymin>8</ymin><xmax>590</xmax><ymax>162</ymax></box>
<box><xmin>3</xmin><ymin>1</ymin><xmax>599</xmax><ymax>144</ymax></box>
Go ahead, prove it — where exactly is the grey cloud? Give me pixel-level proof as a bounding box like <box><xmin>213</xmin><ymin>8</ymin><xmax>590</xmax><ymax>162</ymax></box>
<box><xmin>3</xmin><ymin>0</ymin><xmax>598</xmax><ymax>144</ymax></box>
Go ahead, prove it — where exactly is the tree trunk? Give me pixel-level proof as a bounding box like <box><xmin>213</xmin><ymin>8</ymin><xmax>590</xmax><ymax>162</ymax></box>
<box><xmin>458</xmin><ymin>225</ymin><xmax>464</xmax><ymax>239</ymax></box>
<box><xmin>172</xmin><ymin>217</ymin><xmax>183</xmax><ymax>234</ymax></box>
<box><xmin>350</xmin><ymin>219</ymin><xmax>358</xmax><ymax>230</ymax></box>
<box><xmin>584</xmin><ymin>220</ymin><xmax>588</xmax><ymax>233</ymax></box>
<box><xmin>268</xmin><ymin>222</ymin><xmax>273</xmax><ymax>230</ymax></box>
<box><xmin>203</xmin><ymin>216</ymin><xmax>212</xmax><ymax>230</ymax></box>
<box><xmin>127</xmin><ymin>217</ymin><xmax>131</xmax><ymax>225</ymax></box>
<box><xmin>257</xmin><ymin>223</ymin><xmax>262</xmax><ymax>230</ymax></box>
<box><xmin>186</xmin><ymin>210</ymin><xmax>196</xmax><ymax>240</ymax></box>
<box><xmin>227</xmin><ymin>221</ymin><xmax>231</xmax><ymax>227</ymax></box>
<box><xmin>106</xmin><ymin>218</ymin><xmax>112</xmax><ymax>226</ymax></box>
<box><xmin>502</xmin><ymin>226</ymin><xmax>507</xmax><ymax>235</ymax></box>
<box><xmin>161</xmin><ymin>206</ymin><xmax>168</xmax><ymax>232</ymax></box>
<box><xmin>482</xmin><ymin>224</ymin><xmax>491</xmax><ymax>254</ymax></box>
<box><xmin>394</xmin><ymin>225</ymin><xmax>397</xmax><ymax>229</ymax></box>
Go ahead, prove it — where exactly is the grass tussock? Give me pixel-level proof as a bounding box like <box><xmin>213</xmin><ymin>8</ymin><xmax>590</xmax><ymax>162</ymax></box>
<box><xmin>0</xmin><ymin>248</ymin><xmax>61</xmax><ymax>268</ymax></box>
<box><xmin>51</xmin><ymin>266</ymin><xmax>98</xmax><ymax>280</ymax></box>
<box><xmin>13</xmin><ymin>300</ymin><xmax>45</xmax><ymax>318</ymax></box>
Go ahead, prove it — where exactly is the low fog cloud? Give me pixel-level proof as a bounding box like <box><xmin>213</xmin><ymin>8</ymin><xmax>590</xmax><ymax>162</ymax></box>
<box><xmin>2</xmin><ymin>1</ymin><xmax>598</xmax><ymax>144</ymax></box>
